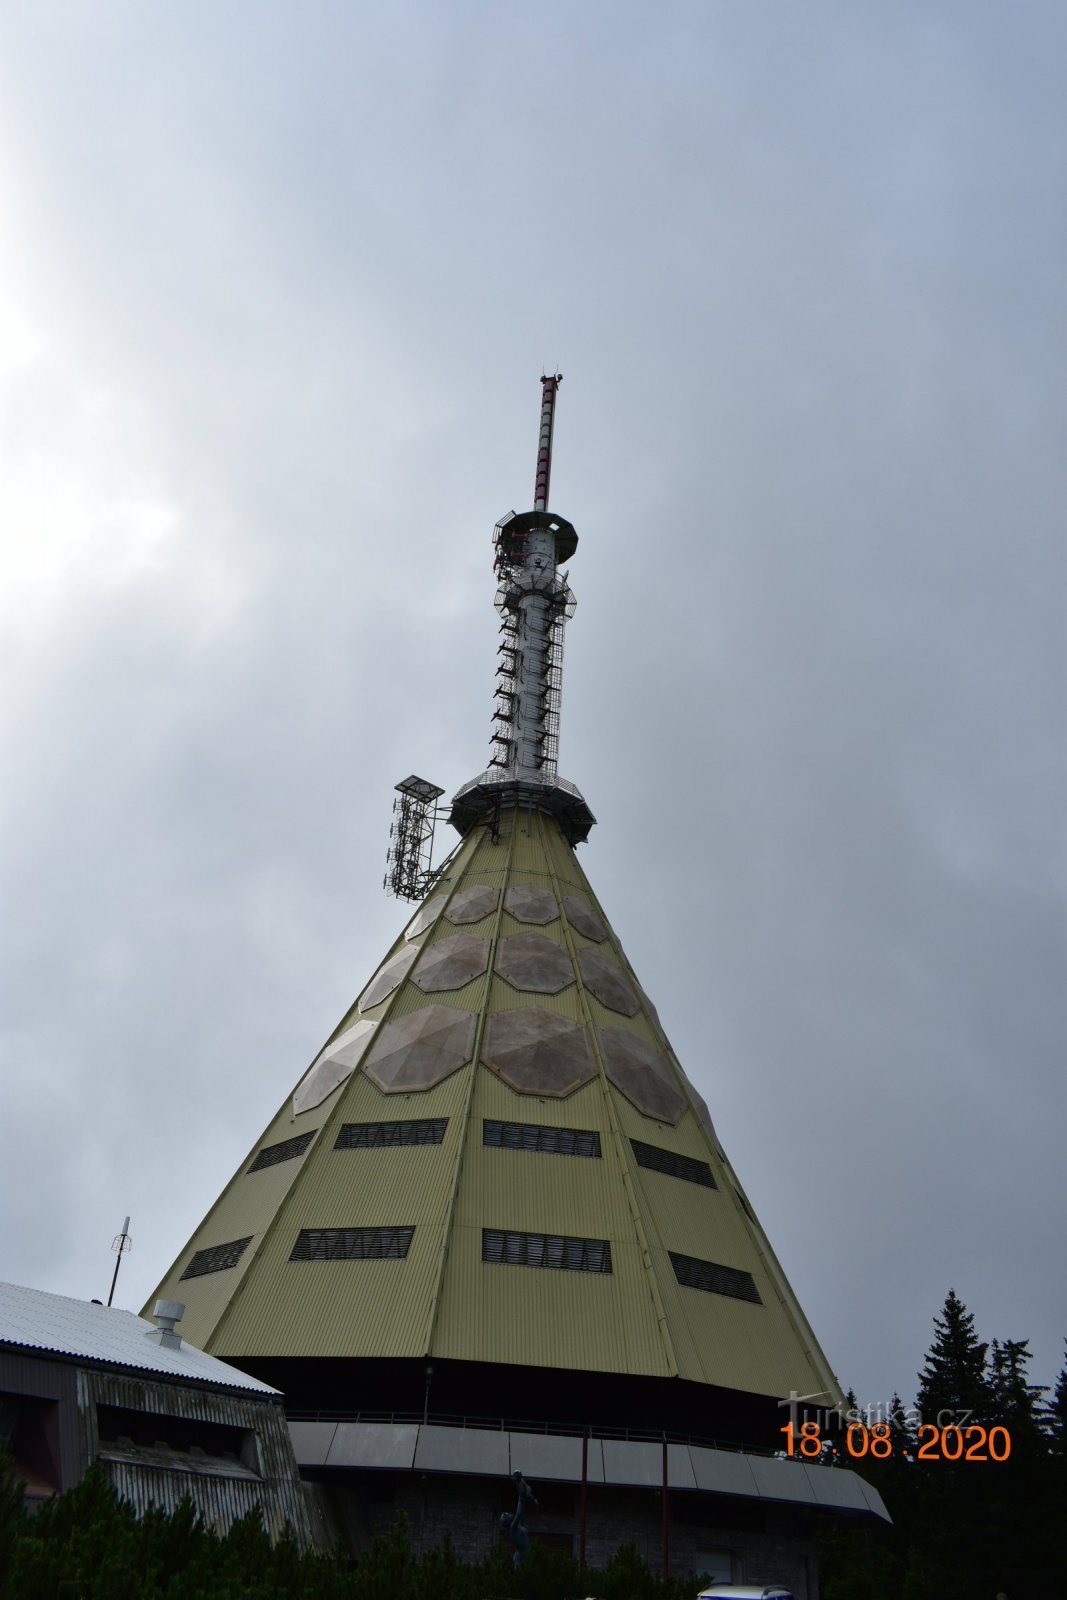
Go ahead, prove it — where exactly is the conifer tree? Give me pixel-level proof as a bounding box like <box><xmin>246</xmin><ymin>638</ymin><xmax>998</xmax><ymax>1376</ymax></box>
<box><xmin>1046</xmin><ymin>1339</ymin><xmax>1067</xmax><ymax>1457</ymax></box>
<box><xmin>988</xmin><ymin>1337</ymin><xmax>1047</xmax><ymax>1452</ymax></box>
<box><xmin>915</xmin><ymin>1288</ymin><xmax>993</xmax><ymax>1426</ymax></box>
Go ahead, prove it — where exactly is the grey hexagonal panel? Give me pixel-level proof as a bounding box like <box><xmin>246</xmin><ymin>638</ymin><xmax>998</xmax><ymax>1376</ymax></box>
<box><xmin>359</xmin><ymin>944</ymin><xmax>420</xmax><ymax>1011</ymax></box>
<box><xmin>294</xmin><ymin>1019</ymin><xmax>377</xmax><ymax>1114</ymax></box>
<box><xmin>504</xmin><ymin>885</ymin><xmax>558</xmax><ymax>925</ymax></box>
<box><xmin>598</xmin><ymin>1028</ymin><xmax>685</xmax><ymax>1123</ymax></box>
<box><xmin>578</xmin><ymin>945</ymin><xmax>639</xmax><ymax>1016</ymax></box>
<box><xmin>364</xmin><ymin>1005</ymin><xmax>476</xmax><ymax>1093</ymax></box>
<box><xmin>482</xmin><ymin>1010</ymin><xmax>595</xmax><ymax>1098</ymax></box>
<box><xmin>445</xmin><ymin>883</ymin><xmax>499</xmax><ymax>924</ymax></box>
<box><xmin>495</xmin><ymin>933</ymin><xmax>575</xmax><ymax>994</ymax></box>
<box><xmin>682</xmin><ymin>1076</ymin><xmax>719</xmax><ymax>1144</ymax></box>
<box><xmin>562</xmin><ymin>894</ymin><xmax>606</xmax><ymax>943</ymax></box>
<box><xmin>411</xmin><ymin>932</ymin><xmax>490</xmax><ymax>993</ymax></box>
<box><xmin>405</xmin><ymin>895</ymin><xmax>447</xmax><ymax>940</ymax></box>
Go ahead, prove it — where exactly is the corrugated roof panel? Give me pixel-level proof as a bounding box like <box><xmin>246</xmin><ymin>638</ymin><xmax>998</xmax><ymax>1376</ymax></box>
<box><xmin>0</xmin><ymin>1282</ymin><xmax>277</xmax><ymax>1393</ymax></box>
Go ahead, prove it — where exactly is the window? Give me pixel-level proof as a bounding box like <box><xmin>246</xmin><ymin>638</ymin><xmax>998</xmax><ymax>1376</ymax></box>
<box><xmin>335</xmin><ymin>1119</ymin><xmax>447</xmax><ymax>1149</ymax></box>
<box><xmin>248</xmin><ymin>1132</ymin><xmax>315</xmax><ymax>1171</ymax></box>
<box><xmin>669</xmin><ymin>1252</ymin><xmax>761</xmax><ymax>1303</ymax></box>
<box><xmin>631</xmin><ymin>1139</ymin><xmax>716</xmax><ymax>1188</ymax></box>
<box><xmin>482</xmin><ymin>1228</ymin><xmax>612</xmax><ymax>1274</ymax></box>
<box><xmin>483</xmin><ymin>1119</ymin><xmax>601</xmax><ymax>1158</ymax></box>
<box><xmin>289</xmin><ymin>1227</ymin><xmax>414</xmax><ymax>1261</ymax></box>
<box><xmin>180</xmin><ymin>1237</ymin><xmax>252</xmax><ymax>1279</ymax></box>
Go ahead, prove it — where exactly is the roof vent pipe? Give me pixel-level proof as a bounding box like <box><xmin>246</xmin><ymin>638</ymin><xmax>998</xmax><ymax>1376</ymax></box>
<box><xmin>146</xmin><ymin>1298</ymin><xmax>185</xmax><ymax>1350</ymax></box>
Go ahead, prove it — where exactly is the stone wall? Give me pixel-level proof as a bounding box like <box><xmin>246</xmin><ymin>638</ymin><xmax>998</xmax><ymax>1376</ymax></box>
<box><xmin>324</xmin><ymin>1469</ymin><xmax>819</xmax><ymax>1597</ymax></box>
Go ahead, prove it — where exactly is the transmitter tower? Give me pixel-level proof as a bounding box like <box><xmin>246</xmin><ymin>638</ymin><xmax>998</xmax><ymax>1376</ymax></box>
<box><xmin>146</xmin><ymin>381</ymin><xmax>885</xmax><ymax>1581</ymax></box>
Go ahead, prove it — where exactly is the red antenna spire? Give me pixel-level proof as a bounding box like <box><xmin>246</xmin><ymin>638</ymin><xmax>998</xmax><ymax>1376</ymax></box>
<box><xmin>533</xmin><ymin>373</ymin><xmax>562</xmax><ymax>511</ymax></box>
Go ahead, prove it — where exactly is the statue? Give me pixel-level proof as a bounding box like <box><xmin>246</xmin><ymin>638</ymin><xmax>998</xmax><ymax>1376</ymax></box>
<box><xmin>499</xmin><ymin>1469</ymin><xmax>539</xmax><ymax>1567</ymax></box>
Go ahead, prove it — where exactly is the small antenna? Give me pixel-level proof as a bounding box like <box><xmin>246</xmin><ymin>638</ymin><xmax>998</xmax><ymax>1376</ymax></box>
<box><xmin>534</xmin><ymin>373</ymin><xmax>562</xmax><ymax>511</ymax></box>
<box><xmin>107</xmin><ymin>1216</ymin><xmax>132</xmax><ymax>1307</ymax></box>
<box><xmin>384</xmin><ymin>775</ymin><xmax>446</xmax><ymax>901</ymax></box>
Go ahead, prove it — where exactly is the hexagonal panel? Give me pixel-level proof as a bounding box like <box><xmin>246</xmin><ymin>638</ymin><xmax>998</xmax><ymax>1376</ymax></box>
<box><xmin>578</xmin><ymin>945</ymin><xmax>639</xmax><ymax>1016</ymax></box>
<box><xmin>562</xmin><ymin>894</ymin><xmax>606</xmax><ymax>943</ymax></box>
<box><xmin>445</xmin><ymin>883</ymin><xmax>499</xmax><ymax>924</ymax></box>
<box><xmin>363</xmin><ymin>1005</ymin><xmax>476</xmax><ymax>1093</ymax></box>
<box><xmin>598</xmin><ymin>1028</ymin><xmax>685</xmax><ymax>1123</ymax></box>
<box><xmin>359</xmin><ymin>944</ymin><xmax>419</xmax><ymax>1011</ymax></box>
<box><xmin>293</xmin><ymin>1019</ymin><xmax>377</xmax><ymax>1114</ymax></box>
<box><xmin>495</xmin><ymin>933</ymin><xmax>574</xmax><ymax>994</ymax></box>
<box><xmin>683</xmin><ymin>1077</ymin><xmax>720</xmax><ymax>1144</ymax></box>
<box><xmin>504</xmin><ymin>885</ymin><xmax>558</xmax><ymax>924</ymax></box>
<box><xmin>405</xmin><ymin>895</ymin><xmax>448</xmax><ymax>940</ymax></box>
<box><xmin>411</xmin><ymin>932</ymin><xmax>490</xmax><ymax>993</ymax></box>
<box><xmin>482</xmin><ymin>1010</ymin><xmax>594</xmax><ymax>1098</ymax></box>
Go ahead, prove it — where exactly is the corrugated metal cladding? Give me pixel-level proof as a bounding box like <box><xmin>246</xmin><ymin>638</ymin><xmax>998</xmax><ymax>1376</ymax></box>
<box><xmin>150</xmin><ymin>804</ymin><xmax>841</xmax><ymax>1408</ymax></box>
<box><xmin>82</xmin><ymin>1369</ymin><xmax>310</xmax><ymax>1546</ymax></box>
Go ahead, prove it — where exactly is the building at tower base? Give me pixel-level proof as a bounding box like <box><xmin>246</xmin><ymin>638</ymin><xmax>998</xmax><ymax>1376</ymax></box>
<box><xmin>145</xmin><ymin>380</ymin><xmax>889</xmax><ymax>1581</ymax></box>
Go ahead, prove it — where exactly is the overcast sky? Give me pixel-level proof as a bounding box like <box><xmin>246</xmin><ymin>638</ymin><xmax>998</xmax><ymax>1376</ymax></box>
<box><xmin>2</xmin><ymin>1</ymin><xmax>1064</xmax><ymax>1416</ymax></box>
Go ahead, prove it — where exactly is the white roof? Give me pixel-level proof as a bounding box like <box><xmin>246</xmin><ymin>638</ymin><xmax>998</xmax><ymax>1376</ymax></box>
<box><xmin>0</xmin><ymin>1282</ymin><xmax>278</xmax><ymax>1396</ymax></box>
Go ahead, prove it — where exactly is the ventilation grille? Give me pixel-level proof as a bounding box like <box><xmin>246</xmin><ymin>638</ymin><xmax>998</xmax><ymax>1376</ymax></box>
<box><xmin>669</xmin><ymin>1252</ymin><xmax>762</xmax><ymax>1303</ymax></box>
<box><xmin>289</xmin><ymin>1227</ymin><xmax>414</xmax><ymax>1262</ymax></box>
<box><xmin>483</xmin><ymin>1119</ymin><xmax>601</xmax><ymax>1158</ymax></box>
<box><xmin>631</xmin><ymin>1139</ymin><xmax>716</xmax><ymax>1188</ymax></box>
<box><xmin>248</xmin><ymin>1132</ymin><xmax>316</xmax><ymax>1172</ymax></box>
<box><xmin>482</xmin><ymin>1228</ymin><xmax>612</xmax><ymax>1274</ymax></box>
<box><xmin>180</xmin><ymin>1237</ymin><xmax>252</xmax><ymax>1280</ymax></box>
<box><xmin>335</xmin><ymin>1119</ymin><xmax>447</xmax><ymax>1149</ymax></box>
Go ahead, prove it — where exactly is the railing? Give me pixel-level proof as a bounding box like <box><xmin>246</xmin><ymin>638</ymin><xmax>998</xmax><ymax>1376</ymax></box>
<box><xmin>283</xmin><ymin>1408</ymin><xmax>780</xmax><ymax>1459</ymax></box>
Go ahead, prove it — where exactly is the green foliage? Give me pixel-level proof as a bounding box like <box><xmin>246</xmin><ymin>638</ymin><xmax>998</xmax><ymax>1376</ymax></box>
<box><xmin>915</xmin><ymin>1288</ymin><xmax>993</xmax><ymax>1425</ymax></box>
<box><xmin>1045</xmin><ymin>1339</ymin><xmax>1067</xmax><ymax>1457</ymax></box>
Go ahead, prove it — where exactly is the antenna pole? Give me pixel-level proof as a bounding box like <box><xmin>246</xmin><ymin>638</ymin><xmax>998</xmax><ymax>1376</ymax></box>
<box><xmin>107</xmin><ymin>1216</ymin><xmax>132</xmax><ymax>1307</ymax></box>
<box><xmin>534</xmin><ymin>373</ymin><xmax>562</xmax><ymax>511</ymax></box>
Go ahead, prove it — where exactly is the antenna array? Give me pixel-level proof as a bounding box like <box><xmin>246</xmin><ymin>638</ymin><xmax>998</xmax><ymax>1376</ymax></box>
<box><xmin>384</xmin><ymin>775</ymin><xmax>446</xmax><ymax>902</ymax></box>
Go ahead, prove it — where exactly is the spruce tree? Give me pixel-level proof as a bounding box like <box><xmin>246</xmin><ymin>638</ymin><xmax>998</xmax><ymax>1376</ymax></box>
<box><xmin>915</xmin><ymin>1288</ymin><xmax>993</xmax><ymax>1426</ymax></box>
<box><xmin>988</xmin><ymin>1337</ymin><xmax>1047</xmax><ymax>1452</ymax></box>
<box><xmin>1046</xmin><ymin>1339</ymin><xmax>1067</xmax><ymax>1457</ymax></box>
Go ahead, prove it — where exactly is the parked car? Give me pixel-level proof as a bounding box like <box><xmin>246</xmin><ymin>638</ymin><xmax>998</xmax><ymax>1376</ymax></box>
<box><xmin>696</xmin><ymin>1587</ymin><xmax>794</xmax><ymax>1600</ymax></box>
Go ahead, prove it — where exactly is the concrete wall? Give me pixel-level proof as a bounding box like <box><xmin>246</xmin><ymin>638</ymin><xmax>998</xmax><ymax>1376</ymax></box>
<box><xmin>315</xmin><ymin>1469</ymin><xmax>819</xmax><ymax>1598</ymax></box>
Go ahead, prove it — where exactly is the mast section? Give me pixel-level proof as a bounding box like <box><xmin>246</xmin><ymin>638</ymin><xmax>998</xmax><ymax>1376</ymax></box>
<box><xmin>450</xmin><ymin>376</ymin><xmax>594</xmax><ymax>845</ymax></box>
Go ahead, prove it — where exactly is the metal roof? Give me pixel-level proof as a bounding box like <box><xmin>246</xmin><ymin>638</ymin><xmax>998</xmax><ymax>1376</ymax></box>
<box><xmin>0</xmin><ymin>1281</ymin><xmax>278</xmax><ymax>1396</ymax></box>
<box><xmin>143</xmin><ymin>807</ymin><xmax>841</xmax><ymax>1408</ymax></box>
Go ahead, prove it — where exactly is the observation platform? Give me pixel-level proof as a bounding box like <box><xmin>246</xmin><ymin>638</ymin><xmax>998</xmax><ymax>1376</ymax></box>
<box><xmin>450</xmin><ymin>771</ymin><xmax>596</xmax><ymax>846</ymax></box>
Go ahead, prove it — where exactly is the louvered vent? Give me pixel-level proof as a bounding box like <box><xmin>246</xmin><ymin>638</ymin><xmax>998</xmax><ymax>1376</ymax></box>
<box><xmin>482</xmin><ymin>1228</ymin><xmax>612</xmax><ymax>1274</ymax></box>
<box><xmin>335</xmin><ymin>1119</ymin><xmax>447</xmax><ymax>1149</ymax></box>
<box><xmin>483</xmin><ymin>1119</ymin><xmax>601</xmax><ymax>1158</ymax></box>
<box><xmin>289</xmin><ymin>1227</ymin><xmax>414</xmax><ymax>1261</ymax></box>
<box><xmin>631</xmin><ymin>1139</ymin><xmax>716</xmax><ymax>1188</ymax></box>
<box><xmin>180</xmin><ymin>1237</ymin><xmax>252</xmax><ymax>1280</ymax></box>
<box><xmin>248</xmin><ymin>1132</ymin><xmax>316</xmax><ymax>1172</ymax></box>
<box><xmin>669</xmin><ymin>1252</ymin><xmax>762</xmax><ymax>1303</ymax></box>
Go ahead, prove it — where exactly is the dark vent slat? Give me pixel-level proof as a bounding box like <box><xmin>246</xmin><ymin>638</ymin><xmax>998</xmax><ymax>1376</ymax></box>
<box><xmin>631</xmin><ymin>1139</ymin><xmax>716</xmax><ymax>1188</ymax></box>
<box><xmin>669</xmin><ymin>1251</ymin><xmax>762</xmax><ymax>1303</ymax></box>
<box><xmin>335</xmin><ymin>1119</ymin><xmax>447</xmax><ymax>1150</ymax></box>
<box><xmin>482</xmin><ymin>1228</ymin><xmax>612</xmax><ymax>1274</ymax></box>
<box><xmin>483</xmin><ymin>1119</ymin><xmax>601</xmax><ymax>1158</ymax></box>
<box><xmin>248</xmin><ymin>1132</ymin><xmax>316</xmax><ymax>1172</ymax></box>
<box><xmin>180</xmin><ymin>1237</ymin><xmax>253</xmax><ymax>1280</ymax></box>
<box><xmin>289</xmin><ymin>1227</ymin><xmax>414</xmax><ymax>1262</ymax></box>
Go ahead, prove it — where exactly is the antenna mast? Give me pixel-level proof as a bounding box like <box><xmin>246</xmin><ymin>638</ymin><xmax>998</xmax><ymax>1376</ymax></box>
<box><xmin>489</xmin><ymin>375</ymin><xmax>577</xmax><ymax>784</ymax></box>
<box><xmin>107</xmin><ymin>1216</ymin><xmax>132</xmax><ymax>1307</ymax></box>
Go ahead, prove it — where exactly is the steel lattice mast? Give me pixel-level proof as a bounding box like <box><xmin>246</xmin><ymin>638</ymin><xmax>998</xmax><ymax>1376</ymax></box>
<box><xmin>451</xmin><ymin>375</ymin><xmax>594</xmax><ymax>842</ymax></box>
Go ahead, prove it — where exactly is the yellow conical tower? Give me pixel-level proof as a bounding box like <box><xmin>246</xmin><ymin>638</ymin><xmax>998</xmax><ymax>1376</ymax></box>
<box><xmin>146</xmin><ymin>381</ymin><xmax>879</xmax><ymax>1578</ymax></box>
